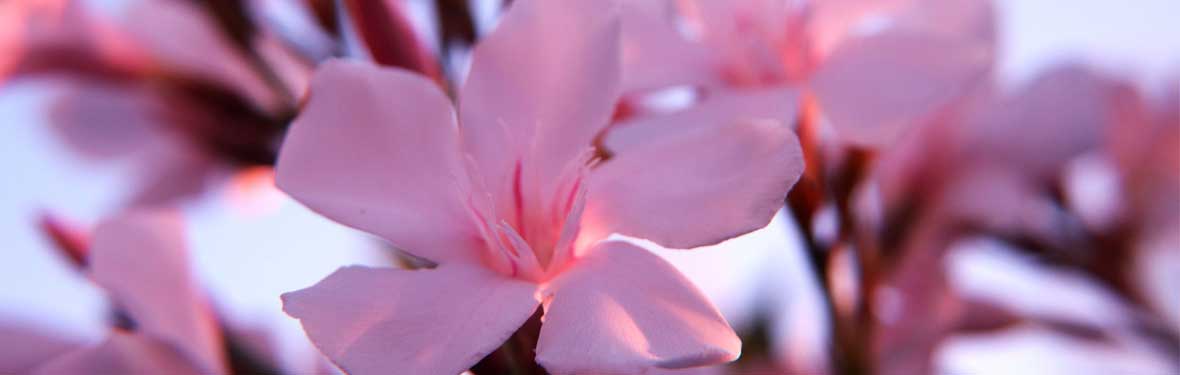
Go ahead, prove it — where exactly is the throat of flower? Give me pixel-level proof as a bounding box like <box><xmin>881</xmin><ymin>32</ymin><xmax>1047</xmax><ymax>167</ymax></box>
<box><xmin>529</xmin><ymin>148</ymin><xmax>595</xmax><ymax>277</ymax></box>
<box><xmin>464</xmin><ymin>150</ymin><xmax>595</xmax><ymax>283</ymax></box>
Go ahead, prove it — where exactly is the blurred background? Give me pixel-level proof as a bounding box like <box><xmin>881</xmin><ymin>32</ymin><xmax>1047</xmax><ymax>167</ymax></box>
<box><xmin>2</xmin><ymin>0</ymin><xmax>1178</xmax><ymax>374</ymax></box>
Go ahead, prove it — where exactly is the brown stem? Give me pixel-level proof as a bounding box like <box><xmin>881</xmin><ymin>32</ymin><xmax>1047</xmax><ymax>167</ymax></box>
<box><xmin>786</xmin><ymin>95</ymin><xmax>870</xmax><ymax>375</ymax></box>
<box><xmin>829</xmin><ymin>147</ymin><xmax>883</xmax><ymax>375</ymax></box>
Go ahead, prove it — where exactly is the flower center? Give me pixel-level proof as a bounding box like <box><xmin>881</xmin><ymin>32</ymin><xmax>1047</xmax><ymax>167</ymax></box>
<box><xmin>462</xmin><ymin>151</ymin><xmax>595</xmax><ymax>283</ymax></box>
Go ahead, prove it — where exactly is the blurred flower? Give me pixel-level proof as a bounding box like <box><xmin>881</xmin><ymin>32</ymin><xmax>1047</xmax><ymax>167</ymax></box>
<box><xmin>614</xmin><ymin>0</ymin><xmax>994</xmax><ymax>147</ymax></box>
<box><xmin>935</xmin><ymin>238</ymin><xmax>1178</xmax><ymax>375</ymax></box>
<box><xmin>274</xmin><ymin>0</ymin><xmax>804</xmax><ymax>373</ymax></box>
<box><xmin>31</xmin><ymin>210</ymin><xmax>227</xmax><ymax>374</ymax></box>
<box><xmin>0</xmin><ymin>0</ymin><xmax>311</xmax><ymax>206</ymax></box>
<box><xmin>860</xmin><ymin>64</ymin><xmax>1180</xmax><ymax>374</ymax></box>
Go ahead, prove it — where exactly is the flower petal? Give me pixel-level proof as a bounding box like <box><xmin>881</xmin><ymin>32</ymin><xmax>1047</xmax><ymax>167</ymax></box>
<box><xmin>806</xmin><ymin>0</ymin><xmax>911</xmax><ymax>57</ymax></box>
<box><xmin>283</xmin><ymin>264</ymin><xmax>540</xmax><ymax>375</ymax></box>
<box><xmin>48</xmin><ymin>82</ymin><xmax>161</xmax><ymax>160</ymax></box>
<box><xmin>536</xmin><ymin>241</ymin><xmax>740</xmax><ymax>374</ymax></box>
<box><xmin>124</xmin><ymin>139</ymin><xmax>217</xmax><ymax>207</ymax></box>
<box><xmin>585</xmin><ymin>119</ymin><xmax>803</xmax><ymax>249</ymax></box>
<box><xmin>620</xmin><ymin>0</ymin><xmax>718</xmax><ymax>92</ymax></box>
<box><xmin>88</xmin><ymin>210</ymin><xmax>225</xmax><ymax>374</ymax></box>
<box><xmin>809</xmin><ymin>0</ymin><xmax>994</xmax><ymax>147</ymax></box>
<box><xmin>122</xmin><ymin>1</ymin><xmax>280</xmax><ymax>112</ymax></box>
<box><xmin>606</xmin><ymin>87</ymin><xmax>800</xmax><ymax>154</ymax></box>
<box><xmin>275</xmin><ymin>59</ymin><xmax>480</xmax><ymax>264</ymax></box>
<box><xmin>32</xmin><ymin>332</ymin><xmax>201</xmax><ymax>375</ymax></box>
<box><xmin>458</xmin><ymin>0</ymin><xmax>621</xmax><ymax>209</ymax></box>
<box><xmin>0</xmin><ymin>324</ymin><xmax>79</xmax><ymax>374</ymax></box>
<box><xmin>686</xmin><ymin>0</ymin><xmax>801</xmax><ymax>85</ymax></box>
<box><xmin>0</xmin><ymin>0</ymin><xmax>147</xmax><ymax>84</ymax></box>
<box><xmin>964</xmin><ymin>65</ymin><xmax>1122</xmax><ymax>178</ymax></box>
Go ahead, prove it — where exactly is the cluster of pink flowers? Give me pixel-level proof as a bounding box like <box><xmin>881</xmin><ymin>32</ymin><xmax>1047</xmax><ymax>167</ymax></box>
<box><xmin>1</xmin><ymin>0</ymin><xmax>1176</xmax><ymax>374</ymax></box>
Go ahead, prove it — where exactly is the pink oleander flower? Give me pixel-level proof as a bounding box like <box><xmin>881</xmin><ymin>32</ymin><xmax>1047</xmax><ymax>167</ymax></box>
<box><xmin>275</xmin><ymin>0</ymin><xmax>803</xmax><ymax>374</ymax></box>
<box><xmin>1</xmin><ymin>0</ymin><xmax>309</xmax><ymax>206</ymax></box>
<box><xmin>616</xmin><ymin>0</ymin><xmax>995</xmax><ymax>147</ymax></box>
<box><xmin>32</xmin><ymin>210</ymin><xmax>226</xmax><ymax>375</ymax></box>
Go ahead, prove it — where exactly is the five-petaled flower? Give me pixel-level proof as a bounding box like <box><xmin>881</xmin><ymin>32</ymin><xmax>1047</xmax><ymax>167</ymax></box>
<box><xmin>277</xmin><ymin>0</ymin><xmax>803</xmax><ymax>373</ymax></box>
